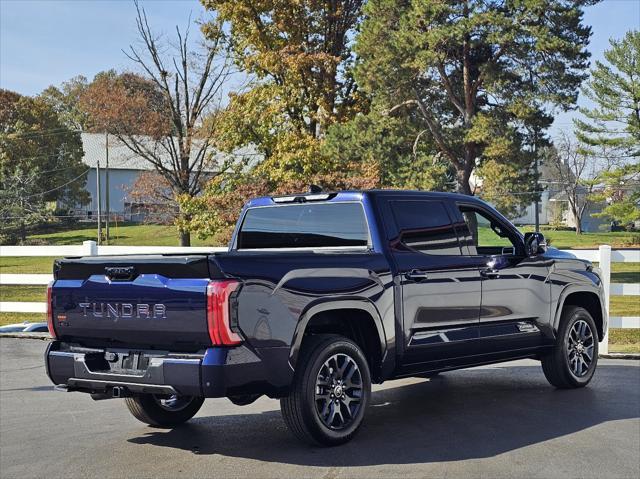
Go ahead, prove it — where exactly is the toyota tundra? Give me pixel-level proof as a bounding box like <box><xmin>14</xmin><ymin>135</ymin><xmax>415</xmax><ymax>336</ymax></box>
<box><xmin>45</xmin><ymin>190</ymin><xmax>607</xmax><ymax>445</ymax></box>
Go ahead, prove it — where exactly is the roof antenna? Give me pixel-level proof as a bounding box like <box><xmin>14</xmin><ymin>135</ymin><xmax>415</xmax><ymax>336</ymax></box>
<box><xmin>308</xmin><ymin>184</ymin><xmax>322</xmax><ymax>194</ymax></box>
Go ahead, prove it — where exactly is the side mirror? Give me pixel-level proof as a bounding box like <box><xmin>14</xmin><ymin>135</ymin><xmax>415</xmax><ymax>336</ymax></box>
<box><xmin>524</xmin><ymin>232</ymin><xmax>547</xmax><ymax>256</ymax></box>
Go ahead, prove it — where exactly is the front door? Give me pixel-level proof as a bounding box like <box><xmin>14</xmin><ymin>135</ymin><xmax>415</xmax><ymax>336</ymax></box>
<box><xmin>454</xmin><ymin>203</ymin><xmax>552</xmax><ymax>352</ymax></box>
<box><xmin>382</xmin><ymin>198</ymin><xmax>483</xmax><ymax>364</ymax></box>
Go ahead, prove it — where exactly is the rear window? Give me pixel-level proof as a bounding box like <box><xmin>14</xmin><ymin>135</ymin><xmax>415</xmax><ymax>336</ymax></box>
<box><xmin>237</xmin><ymin>203</ymin><xmax>369</xmax><ymax>249</ymax></box>
<box><xmin>390</xmin><ymin>200</ymin><xmax>461</xmax><ymax>255</ymax></box>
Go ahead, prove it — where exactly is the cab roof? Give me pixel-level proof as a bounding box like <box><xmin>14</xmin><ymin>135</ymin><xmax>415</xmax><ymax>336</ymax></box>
<box><xmin>246</xmin><ymin>189</ymin><xmax>486</xmax><ymax>208</ymax></box>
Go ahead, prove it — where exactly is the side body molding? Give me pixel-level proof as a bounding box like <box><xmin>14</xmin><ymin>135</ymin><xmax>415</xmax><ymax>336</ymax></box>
<box><xmin>271</xmin><ymin>268</ymin><xmax>384</xmax><ymax>295</ymax></box>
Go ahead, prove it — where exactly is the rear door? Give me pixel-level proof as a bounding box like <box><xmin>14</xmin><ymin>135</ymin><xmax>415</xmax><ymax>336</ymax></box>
<box><xmin>380</xmin><ymin>197</ymin><xmax>483</xmax><ymax>364</ymax></box>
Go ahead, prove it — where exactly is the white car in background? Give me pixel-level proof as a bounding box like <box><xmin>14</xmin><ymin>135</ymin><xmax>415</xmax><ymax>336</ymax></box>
<box><xmin>0</xmin><ymin>322</ymin><xmax>49</xmax><ymax>333</ymax></box>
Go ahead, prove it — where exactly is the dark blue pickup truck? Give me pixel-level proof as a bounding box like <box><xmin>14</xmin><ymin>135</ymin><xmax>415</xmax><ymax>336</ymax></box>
<box><xmin>45</xmin><ymin>190</ymin><xmax>607</xmax><ymax>445</ymax></box>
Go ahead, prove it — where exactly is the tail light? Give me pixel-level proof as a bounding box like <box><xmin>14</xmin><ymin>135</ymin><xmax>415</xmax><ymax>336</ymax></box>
<box><xmin>207</xmin><ymin>279</ymin><xmax>241</xmax><ymax>346</ymax></box>
<box><xmin>46</xmin><ymin>281</ymin><xmax>57</xmax><ymax>339</ymax></box>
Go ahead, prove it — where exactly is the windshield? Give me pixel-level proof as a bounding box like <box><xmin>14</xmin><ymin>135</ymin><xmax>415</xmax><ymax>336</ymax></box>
<box><xmin>237</xmin><ymin>202</ymin><xmax>370</xmax><ymax>249</ymax></box>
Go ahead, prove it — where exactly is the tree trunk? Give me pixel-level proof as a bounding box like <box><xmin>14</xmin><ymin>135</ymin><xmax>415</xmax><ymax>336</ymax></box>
<box><xmin>456</xmin><ymin>165</ymin><xmax>473</xmax><ymax>196</ymax></box>
<box><xmin>571</xmin><ymin>205</ymin><xmax>582</xmax><ymax>235</ymax></box>
<box><xmin>19</xmin><ymin>219</ymin><xmax>26</xmax><ymax>244</ymax></box>
<box><xmin>179</xmin><ymin>229</ymin><xmax>191</xmax><ymax>247</ymax></box>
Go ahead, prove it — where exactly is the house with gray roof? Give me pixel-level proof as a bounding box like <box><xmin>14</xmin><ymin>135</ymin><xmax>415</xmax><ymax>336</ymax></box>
<box><xmin>78</xmin><ymin>133</ymin><xmax>257</xmax><ymax>221</ymax></box>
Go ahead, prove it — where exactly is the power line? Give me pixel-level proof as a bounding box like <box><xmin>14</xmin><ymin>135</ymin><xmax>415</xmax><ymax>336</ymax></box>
<box><xmin>2</xmin><ymin>128</ymin><xmax>83</xmax><ymax>139</ymax></box>
<box><xmin>19</xmin><ymin>169</ymin><xmax>91</xmax><ymax>199</ymax></box>
<box><xmin>0</xmin><ymin>213</ymin><xmax>177</xmax><ymax>220</ymax></box>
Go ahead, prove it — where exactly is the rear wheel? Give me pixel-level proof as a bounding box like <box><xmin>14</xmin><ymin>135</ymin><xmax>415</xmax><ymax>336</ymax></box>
<box><xmin>280</xmin><ymin>335</ymin><xmax>371</xmax><ymax>446</ymax></box>
<box><xmin>542</xmin><ymin>306</ymin><xmax>599</xmax><ymax>389</ymax></box>
<box><xmin>125</xmin><ymin>394</ymin><xmax>204</xmax><ymax>428</ymax></box>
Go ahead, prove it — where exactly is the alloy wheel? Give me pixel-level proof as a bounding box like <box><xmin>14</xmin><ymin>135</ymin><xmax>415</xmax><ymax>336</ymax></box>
<box><xmin>314</xmin><ymin>353</ymin><xmax>363</xmax><ymax>430</ymax></box>
<box><xmin>567</xmin><ymin>319</ymin><xmax>595</xmax><ymax>377</ymax></box>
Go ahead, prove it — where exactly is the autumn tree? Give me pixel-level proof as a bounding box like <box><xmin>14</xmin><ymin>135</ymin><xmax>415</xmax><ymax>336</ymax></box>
<box><xmin>81</xmin><ymin>2</ymin><xmax>234</xmax><ymax>246</ymax></box>
<box><xmin>355</xmin><ymin>0</ymin><xmax>596</xmax><ymax>212</ymax></box>
<box><xmin>124</xmin><ymin>171</ymin><xmax>177</xmax><ymax>225</ymax></box>
<box><xmin>202</xmin><ymin>0</ymin><xmax>366</xmax><ymax>181</ymax></box>
<box><xmin>0</xmin><ymin>89</ymin><xmax>88</xmax><ymax>242</ymax></box>
<box><xmin>41</xmin><ymin>75</ymin><xmax>91</xmax><ymax>131</ymax></box>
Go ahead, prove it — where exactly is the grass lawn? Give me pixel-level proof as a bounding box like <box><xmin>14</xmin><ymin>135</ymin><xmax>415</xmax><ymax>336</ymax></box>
<box><xmin>0</xmin><ymin>256</ymin><xmax>59</xmax><ymax>274</ymax></box>
<box><xmin>2</xmin><ymin>251</ymin><xmax>636</xmax><ymax>280</ymax></box>
<box><xmin>7</xmin><ymin>222</ymin><xmax>639</xmax><ymax>249</ymax></box>
<box><xmin>521</xmin><ymin>227</ymin><xmax>639</xmax><ymax>249</ymax></box>
<box><xmin>2</xmin><ymin>223</ymin><xmax>638</xmax><ymax>351</ymax></box>
<box><xmin>0</xmin><ymin>285</ymin><xmax>48</xmax><ymax>302</ymax></box>
<box><xmin>609</xmin><ymin>296</ymin><xmax>640</xmax><ymax>317</ymax></box>
<box><xmin>607</xmin><ymin>262</ymin><xmax>640</xmax><ymax>284</ymax></box>
<box><xmin>608</xmin><ymin>329</ymin><xmax>640</xmax><ymax>354</ymax></box>
<box><xmin>0</xmin><ymin>312</ymin><xmax>45</xmax><ymax>326</ymax></box>
<box><xmin>26</xmin><ymin>223</ymin><xmax>222</xmax><ymax>247</ymax></box>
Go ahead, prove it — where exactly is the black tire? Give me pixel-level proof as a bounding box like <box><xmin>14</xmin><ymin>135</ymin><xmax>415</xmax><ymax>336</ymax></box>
<box><xmin>280</xmin><ymin>334</ymin><xmax>371</xmax><ymax>446</ymax></box>
<box><xmin>542</xmin><ymin>306</ymin><xmax>599</xmax><ymax>389</ymax></box>
<box><xmin>125</xmin><ymin>394</ymin><xmax>204</xmax><ymax>428</ymax></box>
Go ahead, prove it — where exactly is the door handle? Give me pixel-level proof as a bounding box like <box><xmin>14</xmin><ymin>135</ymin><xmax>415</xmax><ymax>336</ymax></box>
<box><xmin>405</xmin><ymin>269</ymin><xmax>429</xmax><ymax>281</ymax></box>
<box><xmin>480</xmin><ymin>268</ymin><xmax>500</xmax><ymax>279</ymax></box>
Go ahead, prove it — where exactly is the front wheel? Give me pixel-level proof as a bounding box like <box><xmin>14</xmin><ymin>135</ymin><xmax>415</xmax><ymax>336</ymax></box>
<box><xmin>542</xmin><ymin>306</ymin><xmax>599</xmax><ymax>388</ymax></box>
<box><xmin>125</xmin><ymin>394</ymin><xmax>204</xmax><ymax>428</ymax></box>
<box><xmin>280</xmin><ymin>335</ymin><xmax>371</xmax><ymax>446</ymax></box>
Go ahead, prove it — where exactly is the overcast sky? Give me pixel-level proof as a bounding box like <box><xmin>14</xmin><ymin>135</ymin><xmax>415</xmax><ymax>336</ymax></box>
<box><xmin>1</xmin><ymin>0</ymin><xmax>638</xmax><ymax>138</ymax></box>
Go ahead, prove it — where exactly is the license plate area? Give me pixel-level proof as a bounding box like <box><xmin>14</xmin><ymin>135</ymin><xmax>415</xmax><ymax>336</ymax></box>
<box><xmin>84</xmin><ymin>351</ymin><xmax>151</xmax><ymax>375</ymax></box>
<box><xmin>114</xmin><ymin>352</ymin><xmax>150</xmax><ymax>374</ymax></box>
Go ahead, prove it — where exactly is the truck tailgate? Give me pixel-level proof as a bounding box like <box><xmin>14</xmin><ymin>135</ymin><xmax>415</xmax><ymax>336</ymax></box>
<box><xmin>51</xmin><ymin>255</ymin><xmax>219</xmax><ymax>350</ymax></box>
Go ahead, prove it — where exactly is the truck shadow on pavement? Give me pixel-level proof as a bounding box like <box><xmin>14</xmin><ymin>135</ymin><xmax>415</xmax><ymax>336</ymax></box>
<box><xmin>128</xmin><ymin>364</ymin><xmax>640</xmax><ymax>466</ymax></box>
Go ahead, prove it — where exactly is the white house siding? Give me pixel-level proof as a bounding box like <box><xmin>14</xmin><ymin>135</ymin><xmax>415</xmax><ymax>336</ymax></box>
<box><xmin>75</xmin><ymin>133</ymin><xmax>256</xmax><ymax>222</ymax></box>
<box><xmin>83</xmin><ymin>168</ymin><xmax>141</xmax><ymax>217</ymax></box>
<box><xmin>565</xmin><ymin>203</ymin><xmax>609</xmax><ymax>232</ymax></box>
<box><xmin>511</xmin><ymin>191</ymin><xmax>550</xmax><ymax>225</ymax></box>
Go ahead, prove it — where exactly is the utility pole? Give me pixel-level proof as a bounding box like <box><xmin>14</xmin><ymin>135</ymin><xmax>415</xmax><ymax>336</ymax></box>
<box><xmin>96</xmin><ymin>159</ymin><xmax>102</xmax><ymax>245</ymax></box>
<box><xmin>105</xmin><ymin>132</ymin><xmax>110</xmax><ymax>244</ymax></box>
<box><xmin>533</xmin><ymin>128</ymin><xmax>540</xmax><ymax>232</ymax></box>
<box><xmin>534</xmin><ymin>156</ymin><xmax>540</xmax><ymax>231</ymax></box>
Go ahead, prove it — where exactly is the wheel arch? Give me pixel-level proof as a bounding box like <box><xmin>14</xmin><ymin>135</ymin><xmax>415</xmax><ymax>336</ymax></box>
<box><xmin>554</xmin><ymin>286</ymin><xmax>606</xmax><ymax>341</ymax></box>
<box><xmin>289</xmin><ymin>299</ymin><xmax>387</xmax><ymax>382</ymax></box>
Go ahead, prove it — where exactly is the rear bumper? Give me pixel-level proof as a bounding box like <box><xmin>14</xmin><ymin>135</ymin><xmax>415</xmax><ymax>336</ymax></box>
<box><xmin>45</xmin><ymin>341</ymin><xmax>289</xmax><ymax>398</ymax></box>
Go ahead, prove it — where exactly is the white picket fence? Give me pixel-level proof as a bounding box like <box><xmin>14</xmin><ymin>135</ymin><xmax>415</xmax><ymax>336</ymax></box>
<box><xmin>1</xmin><ymin>241</ymin><xmax>637</xmax><ymax>354</ymax></box>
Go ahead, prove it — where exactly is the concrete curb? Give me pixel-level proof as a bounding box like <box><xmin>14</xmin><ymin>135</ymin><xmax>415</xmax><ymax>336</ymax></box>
<box><xmin>600</xmin><ymin>353</ymin><xmax>640</xmax><ymax>360</ymax></box>
<box><xmin>0</xmin><ymin>332</ymin><xmax>51</xmax><ymax>341</ymax></box>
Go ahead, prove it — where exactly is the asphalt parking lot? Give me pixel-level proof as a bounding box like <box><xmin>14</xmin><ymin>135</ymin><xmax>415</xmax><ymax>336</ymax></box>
<box><xmin>1</xmin><ymin>338</ymin><xmax>638</xmax><ymax>479</ymax></box>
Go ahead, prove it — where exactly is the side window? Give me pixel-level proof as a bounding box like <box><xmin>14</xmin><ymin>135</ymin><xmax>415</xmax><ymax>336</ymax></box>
<box><xmin>458</xmin><ymin>206</ymin><xmax>517</xmax><ymax>255</ymax></box>
<box><xmin>390</xmin><ymin>200</ymin><xmax>461</xmax><ymax>256</ymax></box>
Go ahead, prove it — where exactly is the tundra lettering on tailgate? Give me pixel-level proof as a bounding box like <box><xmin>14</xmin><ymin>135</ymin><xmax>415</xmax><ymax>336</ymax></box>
<box><xmin>77</xmin><ymin>302</ymin><xmax>167</xmax><ymax>319</ymax></box>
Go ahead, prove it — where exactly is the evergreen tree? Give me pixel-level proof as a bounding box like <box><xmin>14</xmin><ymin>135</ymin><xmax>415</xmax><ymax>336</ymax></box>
<box><xmin>575</xmin><ymin>30</ymin><xmax>640</xmax><ymax>159</ymax></box>
<box><xmin>355</xmin><ymin>0</ymin><xmax>596</xmax><ymax>214</ymax></box>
